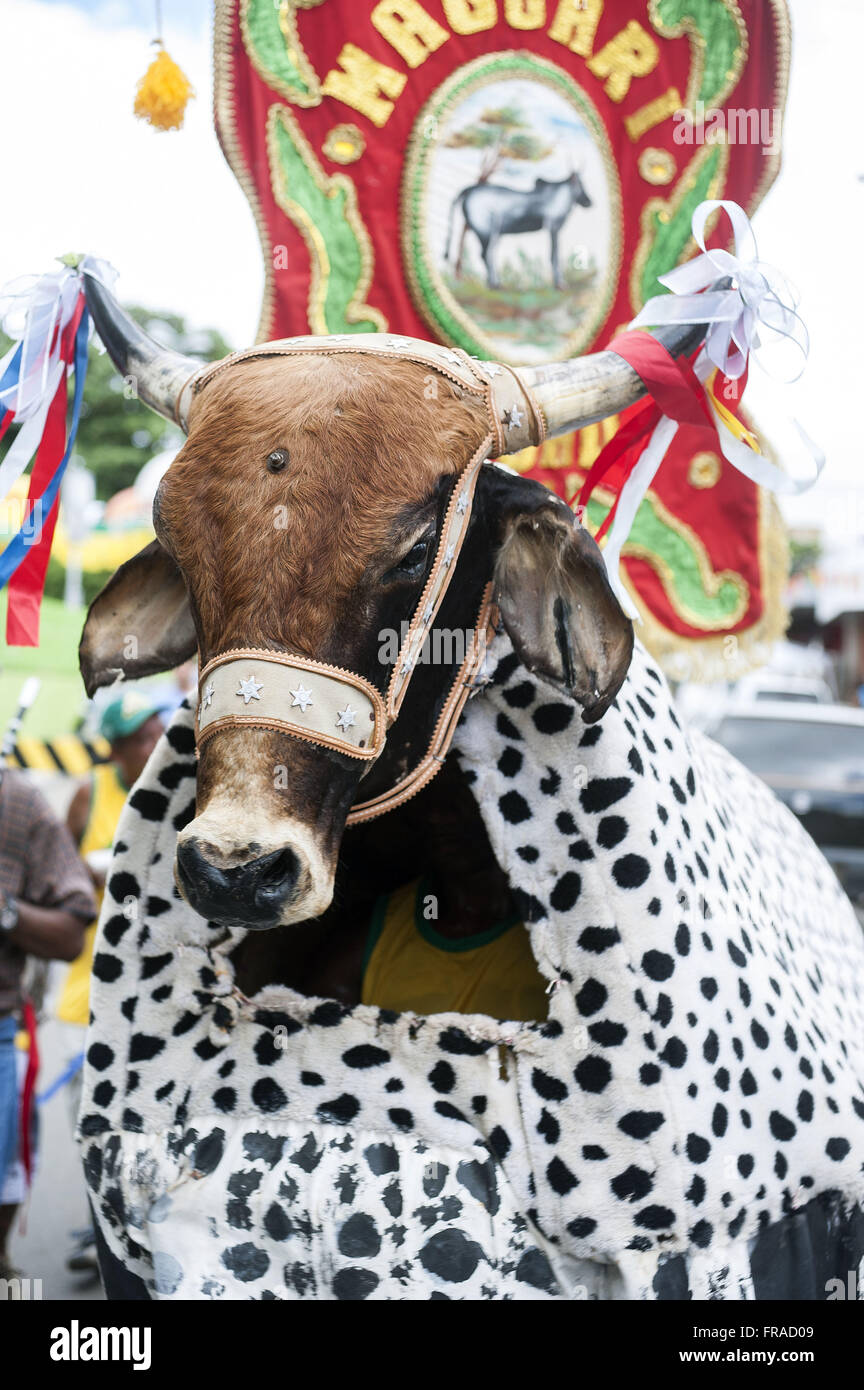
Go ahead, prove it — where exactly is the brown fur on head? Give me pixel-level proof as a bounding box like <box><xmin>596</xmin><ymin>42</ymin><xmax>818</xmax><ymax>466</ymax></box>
<box><xmin>158</xmin><ymin>353</ymin><xmax>487</xmax><ymax>929</ymax></box>
<box><xmin>80</xmin><ymin>350</ymin><xmax>633</xmax><ymax>931</ymax></box>
<box><xmin>156</xmin><ymin>354</ymin><xmax>490</xmax><ymax>662</ymax></box>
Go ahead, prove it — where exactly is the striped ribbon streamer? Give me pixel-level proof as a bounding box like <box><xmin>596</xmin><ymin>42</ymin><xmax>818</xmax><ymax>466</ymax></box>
<box><xmin>0</xmin><ymin>256</ymin><xmax>115</xmax><ymax>644</ymax></box>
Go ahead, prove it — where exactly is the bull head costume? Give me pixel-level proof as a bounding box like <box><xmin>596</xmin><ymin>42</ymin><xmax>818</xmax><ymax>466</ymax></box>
<box><xmin>79</xmin><ymin>272</ymin><xmax>705</xmax><ymax>932</ymax></box>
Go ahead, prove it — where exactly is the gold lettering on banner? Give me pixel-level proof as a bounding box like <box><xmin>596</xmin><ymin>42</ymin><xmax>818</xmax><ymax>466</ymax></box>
<box><xmin>321</xmin><ymin>43</ymin><xmax>407</xmax><ymax>126</ymax></box>
<box><xmin>625</xmin><ymin>86</ymin><xmax>682</xmax><ymax>141</ymax></box>
<box><xmin>504</xmin><ymin>0</ymin><xmax>546</xmax><ymax>29</ymax></box>
<box><xmin>578</xmin><ymin>423</ymin><xmax>601</xmax><ymax>470</ymax></box>
<box><xmin>542</xmin><ymin>436</ymin><xmax>573</xmax><ymax>469</ymax></box>
<box><xmin>548</xmin><ymin>0</ymin><xmax>603</xmax><ymax>57</ymax></box>
<box><xmin>588</xmin><ymin>20</ymin><xmax>659</xmax><ymax>102</ymax></box>
<box><xmin>372</xmin><ymin>0</ymin><xmax>449</xmax><ymax>69</ymax></box>
<box><xmin>441</xmin><ymin>0</ymin><xmax>498</xmax><ymax>36</ymax></box>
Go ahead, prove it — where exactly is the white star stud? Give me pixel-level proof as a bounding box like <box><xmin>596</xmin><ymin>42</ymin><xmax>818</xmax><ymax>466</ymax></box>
<box><xmin>456</xmin><ymin>488</ymin><xmax>470</xmax><ymax>515</ymax></box>
<box><xmin>471</xmin><ymin>357</ymin><xmax>503</xmax><ymax>377</ymax></box>
<box><xmin>236</xmin><ymin>675</ymin><xmax>263</xmax><ymax>705</ymax></box>
<box><xmin>423</xmin><ymin>602</ymin><xmax>435</xmax><ymax>625</ymax></box>
<box><xmin>289</xmin><ymin>685</ymin><xmax>314</xmax><ymax>713</ymax></box>
<box><xmin>201</xmin><ymin>681</ymin><xmax>214</xmax><ymax>710</ymax></box>
<box><xmin>439</xmin><ymin>348</ymin><xmax>463</xmax><ymax>366</ymax></box>
<box><xmin>502</xmin><ymin>403</ymin><xmax>524</xmax><ymax>429</ymax></box>
<box><xmin>400</xmin><ymin>653</ymin><xmax>414</xmax><ymax>676</ymax></box>
<box><xmin>336</xmin><ymin>705</ymin><xmax>357</xmax><ymax>731</ymax></box>
<box><xmin>443</xmin><ymin>543</ymin><xmax>456</xmax><ymax>568</ymax></box>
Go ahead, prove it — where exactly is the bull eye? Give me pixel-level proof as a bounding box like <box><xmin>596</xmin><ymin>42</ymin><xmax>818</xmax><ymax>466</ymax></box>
<box><xmin>381</xmin><ymin>534</ymin><xmax>433</xmax><ymax>585</ymax></box>
<box><xmin>266</xmin><ymin>448</ymin><xmax>289</xmax><ymax>473</ymax></box>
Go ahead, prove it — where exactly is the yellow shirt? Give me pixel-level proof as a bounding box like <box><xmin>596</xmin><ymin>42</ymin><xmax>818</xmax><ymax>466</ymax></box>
<box><xmin>361</xmin><ymin>877</ymin><xmax>548</xmax><ymax>1023</ymax></box>
<box><xmin>55</xmin><ymin>763</ymin><xmax>128</xmax><ymax>1027</ymax></box>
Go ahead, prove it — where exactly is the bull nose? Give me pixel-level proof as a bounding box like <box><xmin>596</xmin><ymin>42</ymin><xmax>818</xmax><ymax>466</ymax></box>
<box><xmin>176</xmin><ymin>838</ymin><xmax>301</xmax><ymax>928</ymax></box>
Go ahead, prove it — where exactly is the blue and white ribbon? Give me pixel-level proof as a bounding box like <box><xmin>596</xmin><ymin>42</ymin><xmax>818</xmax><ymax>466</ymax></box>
<box><xmin>0</xmin><ymin>256</ymin><xmax>117</xmax><ymax>618</ymax></box>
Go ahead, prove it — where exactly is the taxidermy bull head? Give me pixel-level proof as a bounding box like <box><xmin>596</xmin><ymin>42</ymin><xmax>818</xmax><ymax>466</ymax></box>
<box><xmin>79</xmin><ymin>274</ymin><xmax>701</xmax><ymax>932</ymax></box>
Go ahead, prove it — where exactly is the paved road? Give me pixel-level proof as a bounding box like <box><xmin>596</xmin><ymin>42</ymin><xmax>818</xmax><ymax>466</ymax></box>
<box><xmin>9</xmin><ymin>1013</ymin><xmax>104</xmax><ymax>1302</ymax></box>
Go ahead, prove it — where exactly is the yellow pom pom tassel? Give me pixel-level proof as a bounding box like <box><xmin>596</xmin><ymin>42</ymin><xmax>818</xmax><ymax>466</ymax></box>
<box><xmin>134</xmin><ymin>46</ymin><xmax>194</xmax><ymax>132</ymax></box>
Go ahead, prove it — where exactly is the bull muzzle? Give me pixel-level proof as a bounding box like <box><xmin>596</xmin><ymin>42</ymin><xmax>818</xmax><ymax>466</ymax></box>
<box><xmin>174</xmin><ymin>800</ymin><xmax>336</xmax><ymax>930</ymax></box>
<box><xmin>175</xmin><ymin>839</ymin><xmax>304</xmax><ymax>929</ymax></box>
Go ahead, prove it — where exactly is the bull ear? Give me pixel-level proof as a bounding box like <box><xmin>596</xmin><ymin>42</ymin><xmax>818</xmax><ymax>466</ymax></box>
<box><xmin>478</xmin><ymin>465</ymin><xmax>633</xmax><ymax>722</ymax></box>
<box><xmin>79</xmin><ymin>539</ymin><xmax>197</xmax><ymax>697</ymax></box>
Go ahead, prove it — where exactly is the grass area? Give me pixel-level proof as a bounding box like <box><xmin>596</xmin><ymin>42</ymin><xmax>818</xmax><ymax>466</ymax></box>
<box><xmin>443</xmin><ymin>264</ymin><xmax>597</xmax><ymax>352</ymax></box>
<box><xmin>0</xmin><ymin>594</ymin><xmax>87</xmax><ymax>738</ymax></box>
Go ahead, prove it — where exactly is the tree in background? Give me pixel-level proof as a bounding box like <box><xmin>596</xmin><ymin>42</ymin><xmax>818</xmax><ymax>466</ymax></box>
<box><xmin>789</xmin><ymin>536</ymin><xmax>823</xmax><ymax>578</ymax></box>
<box><xmin>76</xmin><ymin>309</ymin><xmax>231</xmax><ymax>500</ymax></box>
<box><xmin>0</xmin><ymin>308</ymin><xmax>231</xmax><ymax>502</ymax></box>
<box><xmin>446</xmin><ymin>105</ymin><xmax>553</xmax><ymax>183</ymax></box>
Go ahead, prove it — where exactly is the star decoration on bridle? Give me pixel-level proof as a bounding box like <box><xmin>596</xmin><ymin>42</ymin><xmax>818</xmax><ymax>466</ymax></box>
<box><xmin>501</xmin><ymin>403</ymin><xmax>524</xmax><ymax>429</ymax></box>
<box><xmin>456</xmin><ymin>487</ymin><xmax>470</xmax><ymax>516</ymax></box>
<box><xmin>443</xmin><ymin>543</ymin><xmax>456</xmax><ymax>568</ymax></box>
<box><xmin>236</xmin><ymin>675</ymin><xmax>263</xmax><ymax>704</ymax></box>
<box><xmin>336</xmin><ymin>705</ymin><xmax>357</xmax><ymax>731</ymax></box>
<box><xmin>471</xmin><ymin>357</ymin><xmax>503</xmax><ymax>378</ymax></box>
<box><xmin>290</xmin><ymin>685</ymin><xmax>314</xmax><ymax>713</ymax></box>
<box><xmin>201</xmin><ymin>681</ymin><xmax>214</xmax><ymax>710</ymax></box>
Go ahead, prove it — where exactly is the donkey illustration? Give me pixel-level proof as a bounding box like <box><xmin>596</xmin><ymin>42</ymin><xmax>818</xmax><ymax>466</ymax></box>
<box><xmin>446</xmin><ymin>171</ymin><xmax>591</xmax><ymax>290</ymax></box>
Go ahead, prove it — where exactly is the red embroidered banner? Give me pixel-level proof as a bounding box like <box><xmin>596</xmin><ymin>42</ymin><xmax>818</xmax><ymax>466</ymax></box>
<box><xmin>213</xmin><ymin>0</ymin><xmax>791</xmax><ymax>678</ymax></box>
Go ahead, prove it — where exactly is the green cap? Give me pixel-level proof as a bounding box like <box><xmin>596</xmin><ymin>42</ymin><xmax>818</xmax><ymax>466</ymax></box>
<box><xmin>99</xmin><ymin>691</ymin><xmax>160</xmax><ymax>743</ymax></box>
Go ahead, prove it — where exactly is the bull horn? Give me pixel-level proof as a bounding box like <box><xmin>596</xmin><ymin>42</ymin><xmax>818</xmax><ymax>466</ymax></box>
<box><xmin>82</xmin><ymin>270</ymin><xmax>204</xmax><ymax>430</ymax></box>
<box><xmin>494</xmin><ymin>290</ymin><xmax>726</xmax><ymax>454</ymax></box>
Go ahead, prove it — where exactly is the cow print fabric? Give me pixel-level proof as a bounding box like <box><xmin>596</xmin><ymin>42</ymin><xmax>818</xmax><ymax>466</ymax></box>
<box><xmin>78</xmin><ymin>638</ymin><xmax>864</xmax><ymax>1299</ymax></box>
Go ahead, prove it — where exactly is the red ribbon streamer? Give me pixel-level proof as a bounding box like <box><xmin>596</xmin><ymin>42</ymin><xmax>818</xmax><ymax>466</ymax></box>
<box><xmin>19</xmin><ymin>998</ymin><xmax>40</xmax><ymax>1188</ymax></box>
<box><xmin>5</xmin><ymin>296</ymin><xmax>86</xmax><ymax>646</ymax></box>
<box><xmin>574</xmin><ymin>330</ymin><xmax>718</xmax><ymax>543</ymax></box>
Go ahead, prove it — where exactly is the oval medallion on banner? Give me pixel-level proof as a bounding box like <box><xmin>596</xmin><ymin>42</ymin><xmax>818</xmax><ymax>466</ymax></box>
<box><xmin>402</xmin><ymin>52</ymin><xmax>621</xmax><ymax>365</ymax></box>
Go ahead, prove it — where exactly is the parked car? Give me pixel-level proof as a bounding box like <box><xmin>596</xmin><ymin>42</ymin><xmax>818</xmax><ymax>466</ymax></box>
<box><xmin>730</xmin><ymin>673</ymin><xmax>836</xmax><ymax>705</ymax></box>
<box><xmin>711</xmin><ymin>702</ymin><xmax>864</xmax><ymax>907</ymax></box>
<box><xmin>674</xmin><ymin>671</ymin><xmax>837</xmax><ymax>733</ymax></box>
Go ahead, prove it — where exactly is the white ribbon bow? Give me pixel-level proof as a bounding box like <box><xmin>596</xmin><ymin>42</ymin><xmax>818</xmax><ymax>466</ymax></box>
<box><xmin>0</xmin><ymin>255</ymin><xmax>117</xmax><ymax>421</ymax></box>
<box><xmin>633</xmin><ymin>199</ymin><xmax>811</xmax><ymax>383</ymax></box>
<box><xmin>602</xmin><ymin>200</ymin><xmax>823</xmax><ymax>617</ymax></box>
<box><xmin>0</xmin><ymin>255</ymin><xmax>117</xmax><ymax>509</ymax></box>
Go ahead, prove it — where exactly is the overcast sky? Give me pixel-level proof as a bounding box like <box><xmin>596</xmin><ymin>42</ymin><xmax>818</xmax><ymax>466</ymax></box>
<box><xmin>1</xmin><ymin>0</ymin><xmax>860</xmax><ymax>534</ymax></box>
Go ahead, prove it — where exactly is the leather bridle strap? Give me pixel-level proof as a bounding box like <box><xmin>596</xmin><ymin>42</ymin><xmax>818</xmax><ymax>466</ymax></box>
<box><xmin>348</xmin><ymin>583</ymin><xmax>497</xmax><ymax>825</ymax></box>
<box><xmin>194</xmin><ymin>439</ymin><xmax>497</xmax><ymax>817</ymax></box>
<box><xmin>189</xmin><ymin>333</ymin><xmax>540</xmax><ymax>820</ymax></box>
<box><xmin>196</xmin><ymin>651</ymin><xmax>386</xmax><ymax>760</ymax></box>
<box><xmin>385</xmin><ymin>440</ymin><xmax>489</xmax><ymax>719</ymax></box>
<box><xmin>194</xmin><ymin>582</ymin><xmax>496</xmax><ymax>823</ymax></box>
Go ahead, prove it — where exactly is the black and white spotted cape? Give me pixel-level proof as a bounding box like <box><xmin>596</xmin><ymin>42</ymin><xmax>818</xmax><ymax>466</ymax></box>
<box><xmin>77</xmin><ymin>638</ymin><xmax>864</xmax><ymax>1300</ymax></box>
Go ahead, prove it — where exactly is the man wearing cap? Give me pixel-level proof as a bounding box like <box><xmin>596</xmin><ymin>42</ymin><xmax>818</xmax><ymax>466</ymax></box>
<box><xmin>58</xmin><ymin>692</ymin><xmax>162</xmax><ymax>1275</ymax></box>
<box><xmin>0</xmin><ymin>769</ymin><xmax>97</xmax><ymax>1285</ymax></box>
<box><xmin>61</xmin><ymin>691</ymin><xmax>163</xmax><ymax>1029</ymax></box>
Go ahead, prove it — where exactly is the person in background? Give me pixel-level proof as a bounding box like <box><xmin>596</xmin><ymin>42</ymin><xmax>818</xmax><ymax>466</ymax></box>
<box><xmin>0</xmin><ymin>958</ymin><xmax>48</xmax><ymax>1292</ymax></box>
<box><xmin>62</xmin><ymin>692</ymin><xmax>163</xmax><ymax>1027</ymax></box>
<box><xmin>0</xmin><ymin>769</ymin><xmax>96</xmax><ymax>1286</ymax></box>
<box><xmin>59</xmin><ymin>690</ymin><xmax>163</xmax><ymax>1274</ymax></box>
